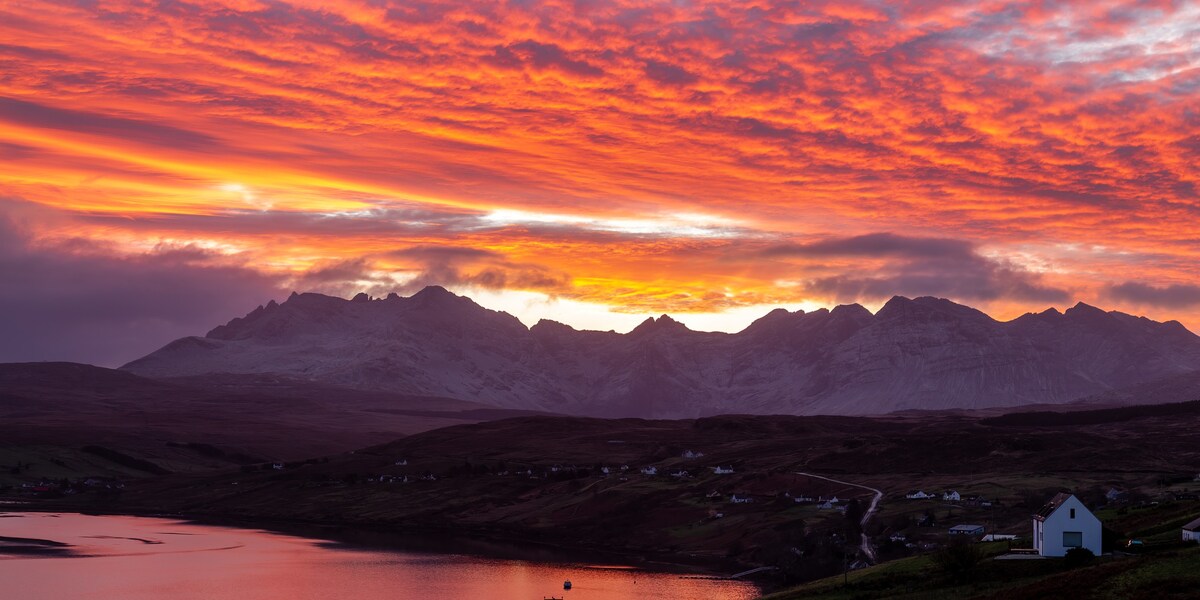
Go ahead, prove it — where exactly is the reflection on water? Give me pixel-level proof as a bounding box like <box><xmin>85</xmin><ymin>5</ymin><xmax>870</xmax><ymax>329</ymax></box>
<box><xmin>0</xmin><ymin>513</ymin><xmax>759</xmax><ymax>600</ymax></box>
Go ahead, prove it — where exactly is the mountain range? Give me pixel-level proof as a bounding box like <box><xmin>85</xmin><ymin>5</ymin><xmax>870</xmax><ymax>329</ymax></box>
<box><xmin>121</xmin><ymin>286</ymin><xmax>1200</xmax><ymax>418</ymax></box>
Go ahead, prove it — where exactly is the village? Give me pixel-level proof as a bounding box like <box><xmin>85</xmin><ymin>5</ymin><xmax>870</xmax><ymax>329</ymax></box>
<box><xmin>5</xmin><ymin>410</ymin><xmax>1200</xmax><ymax>597</ymax></box>
<box><xmin>13</xmin><ymin>439</ymin><xmax>1199</xmax><ymax>581</ymax></box>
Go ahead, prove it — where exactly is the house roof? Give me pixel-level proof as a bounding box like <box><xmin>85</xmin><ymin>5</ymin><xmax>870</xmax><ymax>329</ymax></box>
<box><xmin>1183</xmin><ymin>517</ymin><xmax>1200</xmax><ymax>532</ymax></box>
<box><xmin>1033</xmin><ymin>492</ymin><xmax>1074</xmax><ymax>522</ymax></box>
<box><xmin>949</xmin><ymin>524</ymin><xmax>984</xmax><ymax>531</ymax></box>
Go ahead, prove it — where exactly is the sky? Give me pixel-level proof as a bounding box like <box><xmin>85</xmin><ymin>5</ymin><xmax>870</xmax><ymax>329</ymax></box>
<box><xmin>1</xmin><ymin>0</ymin><xmax>1198</xmax><ymax>366</ymax></box>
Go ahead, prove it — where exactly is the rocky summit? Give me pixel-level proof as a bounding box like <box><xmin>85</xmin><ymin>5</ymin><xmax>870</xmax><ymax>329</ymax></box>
<box><xmin>122</xmin><ymin>287</ymin><xmax>1200</xmax><ymax>418</ymax></box>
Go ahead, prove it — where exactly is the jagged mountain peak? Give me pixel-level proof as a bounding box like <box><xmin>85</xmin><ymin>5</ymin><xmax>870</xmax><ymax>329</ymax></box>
<box><xmin>630</xmin><ymin>314</ymin><xmax>691</xmax><ymax>336</ymax></box>
<box><xmin>125</xmin><ymin>289</ymin><xmax>1200</xmax><ymax>419</ymax></box>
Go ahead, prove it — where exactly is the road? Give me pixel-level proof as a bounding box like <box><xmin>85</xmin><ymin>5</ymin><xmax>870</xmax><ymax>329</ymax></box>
<box><xmin>795</xmin><ymin>471</ymin><xmax>883</xmax><ymax>563</ymax></box>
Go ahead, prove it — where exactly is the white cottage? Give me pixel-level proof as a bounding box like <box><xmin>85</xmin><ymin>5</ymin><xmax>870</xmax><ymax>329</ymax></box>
<box><xmin>906</xmin><ymin>490</ymin><xmax>932</xmax><ymax>499</ymax></box>
<box><xmin>1032</xmin><ymin>493</ymin><xmax>1102</xmax><ymax>557</ymax></box>
<box><xmin>1183</xmin><ymin>517</ymin><xmax>1200</xmax><ymax>542</ymax></box>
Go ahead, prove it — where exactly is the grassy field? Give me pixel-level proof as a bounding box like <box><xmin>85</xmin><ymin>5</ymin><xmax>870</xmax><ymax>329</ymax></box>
<box><xmin>765</xmin><ymin>501</ymin><xmax>1200</xmax><ymax>600</ymax></box>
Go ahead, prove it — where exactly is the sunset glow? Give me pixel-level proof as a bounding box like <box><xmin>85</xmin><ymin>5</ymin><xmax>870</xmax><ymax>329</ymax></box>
<box><xmin>2</xmin><ymin>0</ymin><xmax>1199</xmax><ymax>363</ymax></box>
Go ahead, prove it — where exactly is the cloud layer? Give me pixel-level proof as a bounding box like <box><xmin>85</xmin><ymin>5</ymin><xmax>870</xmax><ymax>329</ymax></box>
<box><xmin>0</xmin><ymin>204</ymin><xmax>282</xmax><ymax>366</ymax></box>
<box><xmin>1</xmin><ymin>0</ymin><xmax>1199</xmax><ymax>362</ymax></box>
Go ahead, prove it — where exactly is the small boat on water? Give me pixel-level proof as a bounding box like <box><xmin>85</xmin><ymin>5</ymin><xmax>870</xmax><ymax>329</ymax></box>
<box><xmin>563</xmin><ymin>579</ymin><xmax>572</xmax><ymax>590</ymax></box>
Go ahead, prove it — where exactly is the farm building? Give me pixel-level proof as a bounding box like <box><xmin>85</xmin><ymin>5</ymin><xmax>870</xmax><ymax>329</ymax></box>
<box><xmin>1183</xmin><ymin>517</ymin><xmax>1200</xmax><ymax>542</ymax></box>
<box><xmin>949</xmin><ymin>524</ymin><xmax>984</xmax><ymax>536</ymax></box>
<box><xmin>1033</xmin><ymin>493</ymin><xmax>1102</xmax><ymax>557</ymax></box>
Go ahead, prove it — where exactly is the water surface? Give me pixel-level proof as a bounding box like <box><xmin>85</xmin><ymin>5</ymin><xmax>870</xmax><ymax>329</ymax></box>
<box><xmin>0</xmin><ymin>512</ymin><xmax>759</xmax><ymax>599</ymax></box>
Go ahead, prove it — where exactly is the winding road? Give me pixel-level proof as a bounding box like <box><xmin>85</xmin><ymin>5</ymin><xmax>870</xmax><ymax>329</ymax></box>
<box><xmin>795</xmin><ymin>471</ymin><xmax>883</xmax><ymax>563</ymax></box>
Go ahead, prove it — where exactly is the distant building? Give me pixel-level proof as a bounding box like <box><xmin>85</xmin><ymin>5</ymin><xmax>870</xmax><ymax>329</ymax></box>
<box><xmin>817</xmin><ymin>500</ymin><xmax>835</xmax><ymax>510</ymax></box>
<box><xmin>943</xmin><ymin>491</ymin><xmax>961</xmax><ymax>502</ymax></box>
<box><xmin>1033</xmin><ymin>493</ymin><xmax>1102</xmax><ymax>557</ymax></box>
<box><xmin>981</xmin><ymin>534</ymin><xmax>1018</xmax><ymax>542</ymax></box>
<box><xmin>640</xmin><ymin>466</ymin><xmax>657</xmax><ymax>476</ymax></box>
<box><xmin>670</xmin><ymin>470</ymin><xmax>689</xmax><ymax>478</ymax></box>
<box><xmin>682</xmin><ymin>450</ymin><xmax>705</xmax><ymax>459</ymax></box>
<box><xmin>272</xmin><ymin>463</ymin><xmax>284</xmax><ymax>470</ymax></box>
<box><xmin>712</xmin><ymin>466</ymin><xmax>734</xmax><ymax>474</ymax></box>
<box><xmin>1183</xmin><ymin>517</ymin><xmax>1200</xmax><ymax>542</ymax></box>
<box><xmin>949</xmin><ymin>524</ymin><xmax>984</xmax><ymax>536</ymax></box>
<box><xmin>906</xmin><ymin>490</ymin><xmax>932</xmax><ymax>499</ymax></box>
<box><xmin>730</xmin><ymin>494</ymin><xmax>753</xmax><ymax>504</ymax></box>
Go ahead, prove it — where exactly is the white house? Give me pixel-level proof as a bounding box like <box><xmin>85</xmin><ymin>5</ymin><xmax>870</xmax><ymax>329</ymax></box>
<box><xmin>943</xmin><ymin>491</ymin><xmax>961</xmax><ymax>501</ymax></box>
<box><xmin>1183</xmin><ymin>517</ymin><xmax>1200</xmax><ymax>542</ymax></box>
<box><xmin>682</xmin><ymin>450</ymin><xmax>705</xmax><ymax>459</ymax></box>
<box><xmin>670</xmin><ymin>470</ymin><xmax>690</xmax><ymax>478</ymax></box>
<box><xmin>730</xmin><ymin>494</ymin><xmax>753</xmax><ymax>504</ymax></box>
<box><xmin>1033</xmin><ymin>493</ymin><xmax>1102</xmax><ymax>557</ymax></box>
<box><xmin>641</xmin><ymin>466</ymin><xmax>658</xmax><ymax>476</ymax></box>
<box><xmin>817</xmin><ymin>500</ymin><xmax>835</xmax><ymax>510</ymax></box>
<box><xmin>906</xmin><ymin>490</ymin><xmax>932</xmax><ymax>499</ymax></box>
<box><xmin>712</xmin><ymin>466</ymin><xmax>735</xmax><ymax>474</ymax></box>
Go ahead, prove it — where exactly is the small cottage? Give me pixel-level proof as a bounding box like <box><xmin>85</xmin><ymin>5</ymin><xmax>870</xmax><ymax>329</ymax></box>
<box><xmin>1033</xmin><ymin>493</ymin><xmax>1102</xmax><ymax>557</ymax></box>
<box><xmin>906</xmin><ymin>490</ymin><xmax>932</xmax><ymax>499</ymax></box>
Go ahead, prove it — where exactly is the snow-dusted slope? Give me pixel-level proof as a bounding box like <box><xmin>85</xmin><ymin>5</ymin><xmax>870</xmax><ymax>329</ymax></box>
<box><xmin>122</xmin><ymin>287</ymin><xmax>1200</xmax><ymax>417</ymax></box>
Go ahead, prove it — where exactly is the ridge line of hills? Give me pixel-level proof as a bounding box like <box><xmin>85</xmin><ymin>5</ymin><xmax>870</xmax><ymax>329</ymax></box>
<box><xmin>117</xmin><ymin>286</ymin><xmax>1200</xmax><ymax>418</ymax></box>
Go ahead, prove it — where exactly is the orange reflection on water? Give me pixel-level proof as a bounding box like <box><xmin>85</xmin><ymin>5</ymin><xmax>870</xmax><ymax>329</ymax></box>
<box><xmin>0</xmin><ymin>513</ymin><xmax>759</xmax><ymax>600</ymax></box>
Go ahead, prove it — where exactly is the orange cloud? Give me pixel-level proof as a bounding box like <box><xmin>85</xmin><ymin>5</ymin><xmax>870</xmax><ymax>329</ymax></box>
<box><xmin>1</xmin><ymin>0</ymin><xmax>1199</xmax><ymax>348</ymax></box>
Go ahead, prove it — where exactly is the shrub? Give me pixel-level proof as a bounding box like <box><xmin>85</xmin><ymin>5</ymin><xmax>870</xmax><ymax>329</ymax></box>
<box><xmin>932</xmin><ymin>540</ymin><xmax>983</xmax><ymax>583</ymax></box>
<box><xmin>1064</xmin><ymin>547</ymin><xmax>1096</xmax><ymax>568</ymax></box>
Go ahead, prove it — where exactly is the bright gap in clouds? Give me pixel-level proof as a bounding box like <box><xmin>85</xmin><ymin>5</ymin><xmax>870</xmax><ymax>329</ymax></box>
<box><xmin>480</xmin><ymin>209</ymin><xmax>747</xmax><ymax>239</ymax></box>
<box><xmin>464</xmin><ymin>287</ymin><xmax>832</xmax><ymax>334</ymax></box>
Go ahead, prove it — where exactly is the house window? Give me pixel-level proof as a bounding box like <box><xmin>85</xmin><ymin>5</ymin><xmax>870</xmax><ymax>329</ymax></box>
<box><xmin>1070</xmin><ymin>508</ymin><xmax>1075</xmax><ymax>519</ymax></box>
<box><xmin>1063</xmin><ymin>531</ymin><xmax>1082</xmax><ymax>548</ymax></box>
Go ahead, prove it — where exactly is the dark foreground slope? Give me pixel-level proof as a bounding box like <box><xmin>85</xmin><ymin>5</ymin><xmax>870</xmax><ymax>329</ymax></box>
<box><xmin>0</xmin><ymin>362</ymin><xmax>543</xmax><ymax>480</ymax></box>
<box><xmin>123</xmin><ymin>287</ymin><xmax>1200</xmax><ymax>418</ymax></box>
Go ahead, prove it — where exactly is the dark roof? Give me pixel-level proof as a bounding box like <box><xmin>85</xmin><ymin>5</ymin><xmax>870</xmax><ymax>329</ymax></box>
<box><xmin>1184</xmin><ymin>517</ymin><xmax>1200</xmax><ymax>532</ymax></box>
<box><xmin>1033</xmin><ymin>492</ymin><xmax>1074</xmax><ymax>522</ymax></box>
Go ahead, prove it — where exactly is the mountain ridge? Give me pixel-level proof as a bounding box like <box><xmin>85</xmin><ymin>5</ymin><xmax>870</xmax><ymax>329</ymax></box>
<box><xmin>122</xmin><ymin>287</ymin><xmax>1200</xmax><ymax>418</ymax></box>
